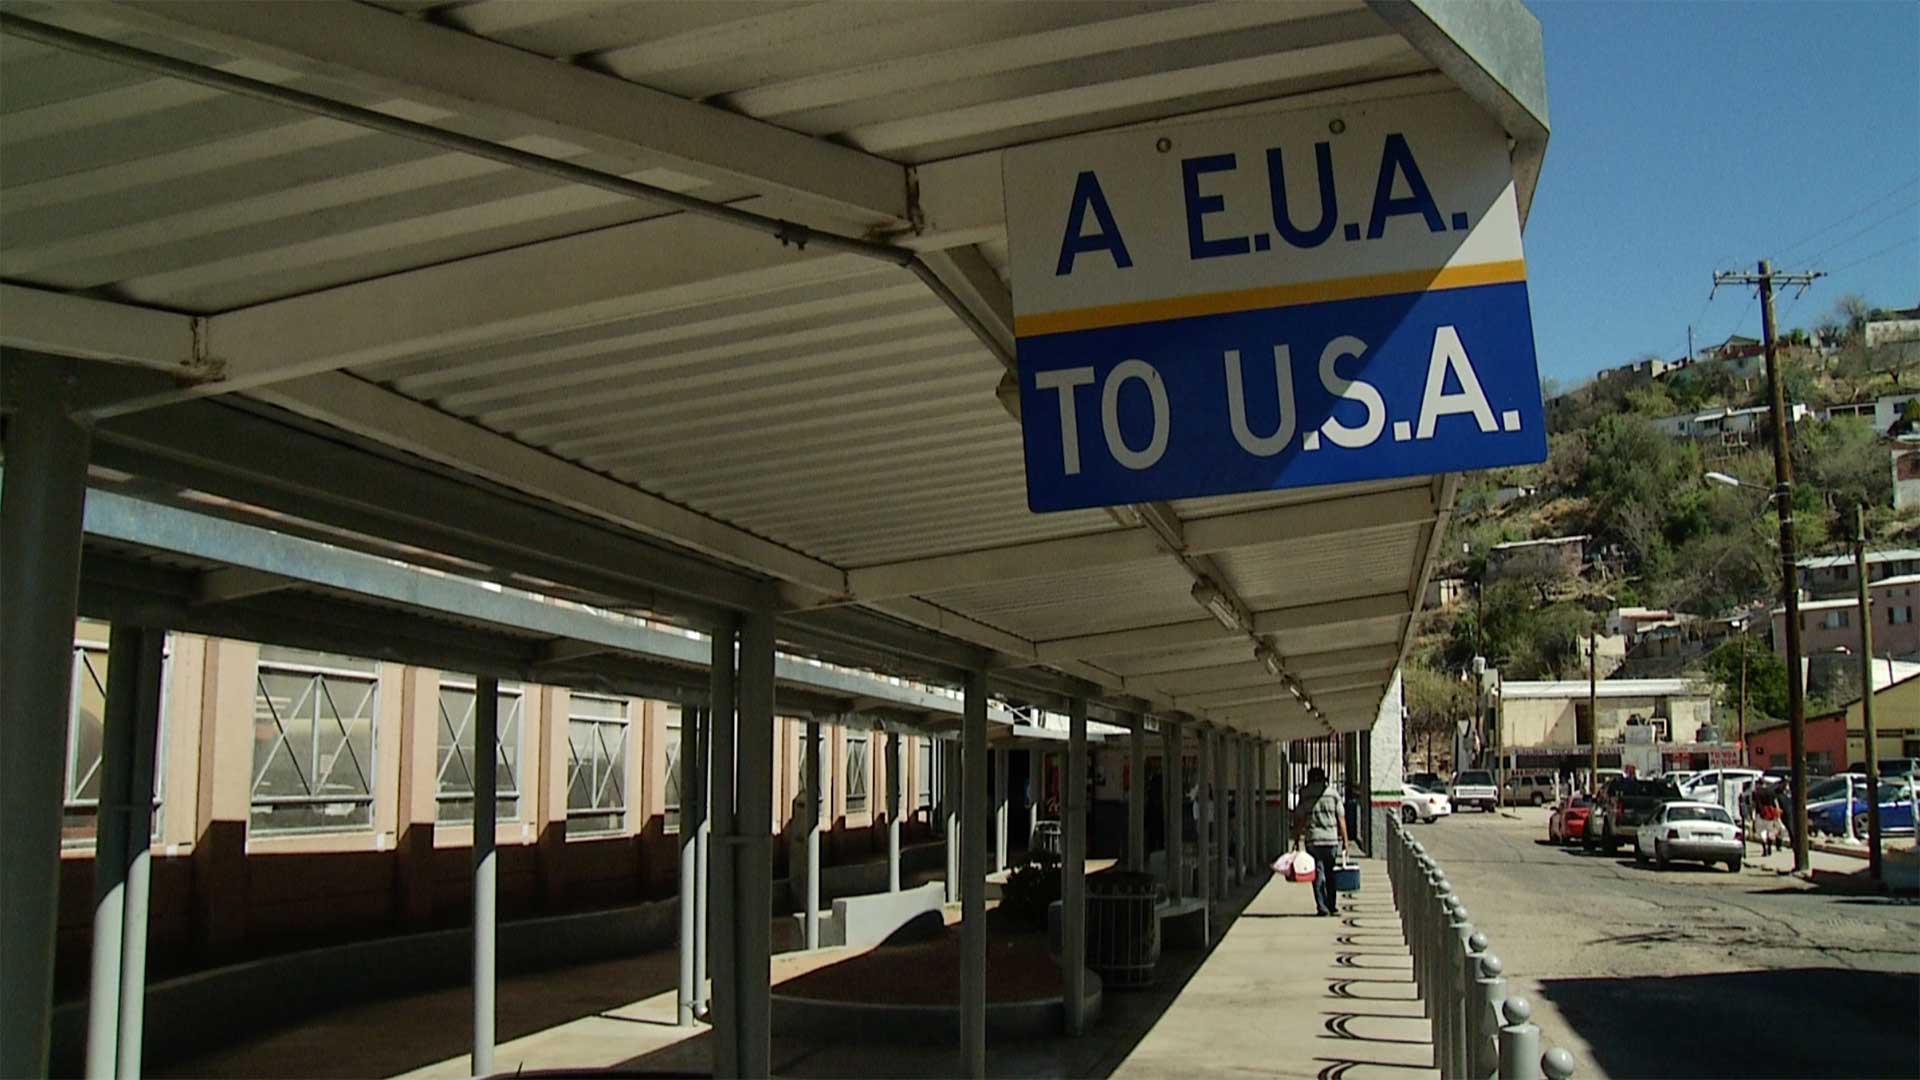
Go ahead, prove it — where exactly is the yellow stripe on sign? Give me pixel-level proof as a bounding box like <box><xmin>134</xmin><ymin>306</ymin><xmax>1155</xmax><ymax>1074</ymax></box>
<box><xmin>1012</xmin><ymin>259</ymin><xmax>1529</xmax><ymax>338</ymax></box>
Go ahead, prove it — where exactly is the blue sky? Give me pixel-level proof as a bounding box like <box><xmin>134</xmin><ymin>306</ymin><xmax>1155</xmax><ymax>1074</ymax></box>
<box><xmin>1521</xmin><ymin>0</ymin><xmax>1919</xmax><ymax>388</ymax></box>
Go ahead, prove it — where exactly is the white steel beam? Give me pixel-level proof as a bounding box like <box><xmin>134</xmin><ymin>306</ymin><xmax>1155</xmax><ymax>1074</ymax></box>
<box><xmin>88</xmin><ymin>0</ymin><xmax>911</xmax><ymax>226</ymax></box>
<box><xmin>842</xmin><ymin>490</ymin><xmax>1433</xmax><ymax>601</ymax></box>
<box><xmin>190</xmin><ymin>567</ymin><xmax>295</xmax><ymax>606</ymax></box>
<box><xmin>0</xmin><ymin>285</ymin><xmax>205</xmax><ymax>376</ymax></box>
<box><xmin>1031</xmin><ymin>593</ymin><xmax>1409</xmax><ymax>664</ymax></box>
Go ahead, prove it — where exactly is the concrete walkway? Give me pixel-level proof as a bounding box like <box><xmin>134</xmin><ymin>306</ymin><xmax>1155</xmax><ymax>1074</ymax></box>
<box><xmin>1113</xmin><ymin>857</ymin><xmax>1436</xmax><ymax>1080</ymax></box>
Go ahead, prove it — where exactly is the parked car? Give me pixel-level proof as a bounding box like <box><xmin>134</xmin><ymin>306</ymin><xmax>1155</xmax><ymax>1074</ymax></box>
<box><xmin>1502</xmin><ymin>772</ymin><xmax>1560</xmax><ymax>806</ymax></box>
<box><xmin>1407</xmin><ymin>772</ymin><xmax>1450</xmax><ymax>795</ymax></box>
<box><xmin>1586</xmin><ymin>777</ymin><xmax>1683</xmax><ymax>853</ymax></box>
<box><xmin>1842</xmin><ymin>758</ymin><xmax>1920</xmax><ymax>781</ymax></box>
<box><xmin>1663</xmin><ymin>770</ymin><xmax>1698</xmax><ymax>789</ymax></box>
<box><xmin>1634</xmin><ymin>801</ymin><xmax>1744</xmax><ymax>871</ymax></box>
<box><xmin>1548</xmin><ymin>795</ymin><xmax>1593</xmax><ymax>844</ymax></box>
<box><xmin>1401</xmin><ymin>784</ymin><xmax>1453</xmax><ymax>824</ymax></box>
<box><xmin>1678</xmin><ymin>768</ymin><xmax>1763</xmax><ymax>804</ymax></box>
<box><xmin>1808</xmin><ymin>775</ymin><xmax>1918</xmax><ymax>837</ymax></box>
<box><xmin>1450</xmin><ymin>770</ymin><xmax>1498</xmax><ymax>812</ymax></box>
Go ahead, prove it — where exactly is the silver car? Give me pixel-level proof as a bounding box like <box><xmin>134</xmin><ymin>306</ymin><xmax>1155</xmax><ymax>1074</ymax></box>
<box><xmin>1634</xmin><ymin>801</ymin><xmax>1743</xmax><ymax>872</ymax></box>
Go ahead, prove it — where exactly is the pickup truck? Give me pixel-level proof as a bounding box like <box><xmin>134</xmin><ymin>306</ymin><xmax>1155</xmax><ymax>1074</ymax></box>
<box><xmin>1584</xmin><ymin>777</ymin><xmax>1683</xmax><ymax>853</ymax></box>
<box><xmin>1450</xmin><ymin>770</ymin><xmax>1498</xmax><ymax>813</ymax></box>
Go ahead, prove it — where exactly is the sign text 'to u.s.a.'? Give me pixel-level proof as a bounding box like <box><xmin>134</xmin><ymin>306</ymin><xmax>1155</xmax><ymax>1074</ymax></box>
<box><xmin>1002</xmin><ymin>93</ymin><xmax>1548</xmax><ymax>512</ymax></box>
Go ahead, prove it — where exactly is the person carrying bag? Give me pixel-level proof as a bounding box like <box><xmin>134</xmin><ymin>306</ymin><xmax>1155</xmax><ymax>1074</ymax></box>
<box><xmin>1290</xmin><ymin>767</ymin><xmax>1349</xmax><ymax>916</ymax></box>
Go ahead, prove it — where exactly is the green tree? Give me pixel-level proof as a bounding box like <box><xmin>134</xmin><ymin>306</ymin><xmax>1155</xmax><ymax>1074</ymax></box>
<box><xmin>1403</xmin><ymin>664</ymin><xmax>1472</xmax><ymax>772</ymax></box>
<box><xmin>1796</xmin><ymin>415</ymin><xmax>1892</xmax><ymax>520</ymax></box>
<box><xmin>1701</xmin><ymin>638</ymin><xmax>1788</xmax><ymax>724</ymax></box>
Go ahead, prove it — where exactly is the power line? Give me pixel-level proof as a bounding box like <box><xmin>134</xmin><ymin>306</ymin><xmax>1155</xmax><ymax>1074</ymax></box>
<box><xmin>1774</xmin><ymin>174</ymin><xmax>1920</xmax><ymax>259</ymax></box>
<box><xmin>1825</xmin><ymin>237</ymin><xmax>1916</xmax><ymax>277</ymax></box>
<box><xmin>1801</xmin><ymin>195</ymin><xmax>1920</xmax><ymax>266</ymax></box>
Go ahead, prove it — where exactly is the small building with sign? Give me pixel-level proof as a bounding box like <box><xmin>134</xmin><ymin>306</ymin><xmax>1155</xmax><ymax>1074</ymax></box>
<box><xmin>1497</xmin><ymin>678</ymin><xmax>1716</xmax><ymax>749</ymax></box>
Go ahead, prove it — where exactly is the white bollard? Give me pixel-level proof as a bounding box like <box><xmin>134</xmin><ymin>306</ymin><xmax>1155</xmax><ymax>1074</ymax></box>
<box><xmin>1497</xmin><ymin>997</ymin><xmax>1543</xmax><ymax>1080</ymax></box>
<box><xmin>1542</xmin><ymin>1047</ymin><xmax>1577</xmax><ymax>1080</ymax></box>
<box><xmin>1474</xmin><ymin>953</ymin><xmax>1507</xmax><ymax>1079</ymax></box>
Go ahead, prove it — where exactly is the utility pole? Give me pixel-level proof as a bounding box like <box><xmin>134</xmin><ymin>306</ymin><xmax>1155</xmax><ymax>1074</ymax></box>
<box><xmin>1854</xmin><ymin>505</ymin><xmax>1883</xmax><ymax>882</ymax></box>
<box><xmin>1713</xmin><ymin>259</ymin><xmax>1823</xmax><ymax>874</ymax></box>
<box><xmin>1587</xmin><ymin>628</ymin><xmax>1598</xmax><ymax>793</ymax></box>
<box><xmin>1738</xmin><ymin>640</ymin><xmax>1748</xmax><ymax>768</ymax></box>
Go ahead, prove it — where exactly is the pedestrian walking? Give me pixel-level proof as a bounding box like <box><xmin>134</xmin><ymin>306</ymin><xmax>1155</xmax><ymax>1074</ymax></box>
<box><xmin>1291</xmin><ymin>766</ymin><xmax>1349</xmax><ymax>916</ymax></box>
<box><xmin>1752</xmin><ymin>780</ymin><xmax>1784</xmax><ymax>857</ymax></box>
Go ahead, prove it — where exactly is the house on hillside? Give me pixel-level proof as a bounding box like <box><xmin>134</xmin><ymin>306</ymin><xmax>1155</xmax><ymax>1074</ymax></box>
<box><xmin>1486</xmin><ymin>535</ymin><xmax>1588</xmax><ymax>583</ymax></box>
<box><xmin>1771</xmin><ymin>575</ymin><xmax>1920</xmax><ymax>663</ymax></box>
<box><xmin>1895</xmin><ymin>441</ymin><xmax>1920</xmax><ymax>511</ymax></box>
<box><xmin>1649</xmin><ymin>403</ymin><xmax>1810</xmax><ymax>445</ymax></box>
<box><xmin>1796</xmin><ymin>549</ymin><xmax>1920</xmax><ymax>599</ymax></box>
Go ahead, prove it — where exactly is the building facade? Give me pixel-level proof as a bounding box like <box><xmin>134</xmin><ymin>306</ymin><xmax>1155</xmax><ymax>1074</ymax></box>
<box><xmin>1771</xmin><ymin>574</ymin><xmax>1920</xmax><ymax>662</ymax></box>
<box><xmin>1498</xmin><ymin>679</ymin><xmax>1716</xmax><ymax>749</ymax></box>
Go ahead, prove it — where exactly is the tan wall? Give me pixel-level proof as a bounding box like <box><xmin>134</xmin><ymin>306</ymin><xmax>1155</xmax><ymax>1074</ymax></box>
<box><xmin>1502</xmin><ymin>694</ymin><xmax>1717</xmax><ymax>748</ymax></box>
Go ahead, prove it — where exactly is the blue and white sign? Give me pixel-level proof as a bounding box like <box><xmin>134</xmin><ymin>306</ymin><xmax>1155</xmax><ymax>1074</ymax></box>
<box><xmin>1003</xmin><ymin>93</ymin><xmax>1547</xmax><ymax>512</ymax></box>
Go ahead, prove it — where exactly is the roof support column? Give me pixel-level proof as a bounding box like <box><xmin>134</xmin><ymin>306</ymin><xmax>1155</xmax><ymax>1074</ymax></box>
<box><xmin>1063</xmin><ymin>696</ymin><xmax>1089</xmax><ymax>1035</ymax></box>
<box><xmin>695</xmin><ymin>706</ymin><xmax>711</xmax><ymax>1016</ymax></box>
<box><xmin>1257</xmin><ymin>742</ymin><xmax>1270</xmax><ymax>872</ymax></box>
<box><xmin>944</xmin><ymin>740</ymin><xmax>960</xmax><ymax>905</ymax></box>
<box><xmin>1197</xmin><ymin>728</ymin><xmax>1214</xmax><ymax>940</ymax></box>
<box><xmin>706</xmin><ymin>618</ymin><xmax>741</xmax><ymax>1077</ymax></box>
<box><xmin>1163</xmin><ymin>722</ymin><xmax>1184</xmax><ymax>900</ymax></box>
<box><xmin>678</xmin><ymin>707</ymin><xmax>702</xmax><ymax>1026</ymax></box>
<box><xmin>803</xmin><ymin>719</ymin><xmax>822</xmax><ymax>950</ymax></box>
<box><xmin>960</xmin><ymin>670</ymin><xmax>990</xmax><ymax>1076</ymax></box>
<box><xmin>1214</xmin><ymin>730</ymin><xmax>1231</xmax><ymax>899</ymax></box>
<box><xmin>0</xmin><ymin>356</ymin><xmax>92</xmax><ymax>1080</ymax></box>
<box><xmin>1128</xmin><ymin>718</ymin><xmax>1147</xmax><ymax>872</ymax></box>
<box><xmin>886</xmin><ymin>729</ymin><xmax>903</xmax><ymax>893</ymax></box>
<box><xmin>1028</xmin><ymin>749</ymin><xmax>1042</xmax><ymax>841</ymax></box>
<box><xmin>84</xmin><ymin>624</ymin><xmax>164</xmax><ymax>1080</ymax></box>
<box><xmin>734</xmin><ymin>610</ymin><xmax>776</xmax><ymax>1078</ymax></box>
<box><xmin>1239</xmin><ymin>737</ymin><xmax>1252</xmax><ymax>886</ymax></box>
<box><xmin>472</xmin><ymin>676</ymin><xmax>500</xmax><ymax>1076</ymax></box>
<box><xmin>993</xmin><ymin>746</ymin><xmax>1009</xmax><ymax>874</ymax></box>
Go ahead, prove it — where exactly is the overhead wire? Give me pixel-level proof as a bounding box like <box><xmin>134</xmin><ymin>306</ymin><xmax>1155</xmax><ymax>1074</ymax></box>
<box><xmin>1772</xmin><ymin>174</ymin><xmax>1920</xmax><ymax>261</ymax></box>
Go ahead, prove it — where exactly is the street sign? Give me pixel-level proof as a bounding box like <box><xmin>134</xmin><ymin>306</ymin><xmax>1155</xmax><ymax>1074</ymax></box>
<box><xmin>1003</xmin><ymin>93</ymin><xmax>1547</xmax><ymax>512</ymax></box>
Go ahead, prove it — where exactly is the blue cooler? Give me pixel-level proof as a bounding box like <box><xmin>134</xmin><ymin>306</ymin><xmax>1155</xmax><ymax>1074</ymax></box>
<box><xmin>1331</xmin><ymin>862</ymin><xmax>1362</xmax><ymax>893</ymax></box>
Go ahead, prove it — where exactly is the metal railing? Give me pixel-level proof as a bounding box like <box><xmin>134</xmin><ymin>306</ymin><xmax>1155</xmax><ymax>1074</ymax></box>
<box><xmin>1386</xmin><ymin>817</ymin><xmax>1577</xmax><ymax>1080</ymax></box>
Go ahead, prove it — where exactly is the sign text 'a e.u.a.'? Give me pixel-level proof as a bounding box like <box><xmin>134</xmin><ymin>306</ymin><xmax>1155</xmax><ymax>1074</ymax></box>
<box><xmin>1003</xmin><ymin>93</ymin><xmax>1548</xmax><ymax>512</ymax></box>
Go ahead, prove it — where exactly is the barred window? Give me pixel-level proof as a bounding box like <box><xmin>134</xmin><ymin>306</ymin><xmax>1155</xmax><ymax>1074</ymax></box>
<box><xmin>436</xmin><ymin>680</ymin><xmax>523</xmax><ymax>822</ymax></box>
<box><xmin>251</xmin><ymin>647</ymin><xmax>378</xmax><ymax>835</ymax></box>
<box><xmin>567</xmin><ymin>694</ymin><xmax>629</xmax><ymax>835</ymax></box>
<box><xmin>63</xmin><ymin>626</ymin><xmax>168</xmax><ymax>846</ymax></box>
<box><xmin>664</xmin><ymin>709</ymin><xmax>682</xmax><ymax>833</ymax></box>
<box><xmin>844</xmin><ymin>733</ymin><xmax>870</xmax><ymax>815</ymax></box>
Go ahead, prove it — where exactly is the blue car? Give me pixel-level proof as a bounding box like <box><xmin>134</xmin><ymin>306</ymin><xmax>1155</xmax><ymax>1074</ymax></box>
<box><xmin>1807</xmin><ymin>776</ymin><xmax>1917</xmax><ymax>837</ymax></box>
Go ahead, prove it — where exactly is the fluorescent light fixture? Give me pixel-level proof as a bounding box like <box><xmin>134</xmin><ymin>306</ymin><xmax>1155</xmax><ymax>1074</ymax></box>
<box><xmin>1704</xmin><ymin>471</ymin><xmax>1741</xmax><ymax>488</ymax></box>
<box><xmin>1190</xmin><ymin>579</ymin><xmax>1244</xmax><ymax>632</ymax></box>
<box><xmin>1287</xmin><ymin>681</ymin><xmax>1304</xmax><ymax>701</ymax></box>
<box><xmin>1254</xmin><ymin>643</ymin><xmax>1285</xmax><ymax>678</ymax></box>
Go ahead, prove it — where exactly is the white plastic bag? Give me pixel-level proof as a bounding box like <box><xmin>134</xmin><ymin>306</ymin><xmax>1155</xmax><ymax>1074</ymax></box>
<box><xmin>1274</xmin><ymin>848</ymin><xmax>1317</xmax><ymax>883</ymax></box>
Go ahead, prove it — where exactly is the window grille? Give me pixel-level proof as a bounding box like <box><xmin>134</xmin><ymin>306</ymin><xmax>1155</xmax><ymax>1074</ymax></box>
<box><xmin>436</xmin><ymin>680</ymin><xmax>523</xmax><ymax>822</ymax></box>
<box><xmin>566</xmin><ymin>694</ymin><xmax>629</xmax><ymax>835</ymax></box>
<box><xmin>845</xmin><ymin>733</ymin><xmax>870</xmax><ymax>815</ymax></box>
<box><xmin>63</xmin><ymin>635</ymin><xmax>170</xmax><ymax>846</ymax></box>
<box><xmin>664</xmin><ymin>710</ymin><xmax>682</xmax><ymax>833</ymax></box>
<box><xmin>251</xmin><ymin>647</ymin><xmax>378</xmax><ymax>834</ymax></box>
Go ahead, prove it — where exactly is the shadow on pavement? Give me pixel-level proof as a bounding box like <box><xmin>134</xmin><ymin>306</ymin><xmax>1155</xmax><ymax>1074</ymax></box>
<box><xmin>1537</xmin><ymin>968</ymin><xmax>1920</xmax><ymax>1079</ymax></box>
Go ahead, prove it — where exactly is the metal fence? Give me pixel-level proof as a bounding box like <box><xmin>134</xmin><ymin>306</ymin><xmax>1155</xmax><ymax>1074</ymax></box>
<box><xmin>1385</xmin><ymin>817</ymin><xmax>1577</xmax><ymax>1080</ymax></box>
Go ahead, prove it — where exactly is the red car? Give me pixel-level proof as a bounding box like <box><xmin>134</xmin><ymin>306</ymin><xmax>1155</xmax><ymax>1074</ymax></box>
<box><xmin>1548</xmin><ymin>795</ymin><xmax>1594</xmax><ymax>844</ymax></box>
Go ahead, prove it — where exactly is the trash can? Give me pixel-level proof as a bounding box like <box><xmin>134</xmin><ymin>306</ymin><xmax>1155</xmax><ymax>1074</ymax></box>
<box><xmin>1085</xmin><ymin>870</ymin><xmax>1160</xmax><ymax>989</ymax></box>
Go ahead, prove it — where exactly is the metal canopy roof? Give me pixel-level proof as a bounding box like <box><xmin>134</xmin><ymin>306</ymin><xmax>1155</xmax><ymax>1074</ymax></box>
<box><xmin>0</xmin><ymin>0</ymin><xmax>1548</xmax><ymax>744</ymax></box>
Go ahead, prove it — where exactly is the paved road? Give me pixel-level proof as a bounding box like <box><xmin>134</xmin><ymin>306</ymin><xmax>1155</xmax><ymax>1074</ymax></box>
<box><xmin>1410</xmin><ymin>807</ymin><xmax>1920</xmax><ymax>1079</ymax></box>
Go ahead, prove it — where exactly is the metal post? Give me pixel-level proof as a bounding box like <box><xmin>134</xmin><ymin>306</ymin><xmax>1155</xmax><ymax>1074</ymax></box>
<box><xmin>944</xmin><ymin>740</ymin><xmax>960</xmax><ymax>904</ymax></box>
<box><xmin>993</xmin><ymin>745</ymin><xmax>1009</xmax><ymax>874</ymax></box>
<box><xmin>0</xmin><ymin>356</ymin><xmax>93</xmax><ymax>1080</ymax></box>
<box><xmin>1586</xmin><ymin>629</ymin><xmax>1597</xmax><ymax>793</ymax></box>
<box><xmin>114</xmin><ymin>627</ymin><xmax>163</xmax><ymax>1080</ymax></box>
<box><xmin>1197</xmin><ymin>728</ymin><xmax>1214</xmax><ymax>937</ymax></box>
<box><xmin>1241</xmin><ymin>737</ymin><xmax>1253</xmax><ymax>882</ymax></box>
<box><xmin>1497</xmin><ymin>997</ymin><xmax>1542</xmax><ymax>1080</ymax></box>
<box><xmin>1447</xmin><ymin>900</ymin><xmax>1473</xmax><ymax>1080</ymax></box>
<box><xmin>472</xmin><ymin>676</ymin><xmax>499</xmax><ymax>1076</ymax></box>
<box><xmin>85</xmin><ymin>625</ymin><xmax>163</xmax><ymax>1079</ymax></box>
<box><xmin>803</xmin><ymin>720</ymin><xmax>821</xmax><ymax>950</ymax></box>
<box><xmin>887</xmin><ymin>728</ymin><xmax>903</xmax><ymax>892</ymax></box>
<box><xmin>1063</xmin><ymin>696</ymin><xmax>1089</xmax><ymax>1035</ymax></box>
<box><xmin>1474</xmin><ymin>953</ymin><xmax>1509</xmax><ymax>1079</ymax></box>
<box><xmin>1214</xmin><ymin>729</ymin><xmax>1230</xmax><ymax>897</ymax></box>
<box><xmin>1027</xmin><ymin>747</ymin><xmax>1042</xmax><ymax>841</ymax></box>
<box><xmin>1854</xmin><ymin>505</ymin><xmax>1884</xmax><ymax>881</ymax></box>
<box><xmin>707</xmin><ymin>620</ymin><xmax>741</xmax><ymax>1077</ymax></box>
<box><xmin>735</xmin><ymin>611</ymin><xmax>776</xmax><ymax>1079</ymax></box>
<box><xmin>960</xmin><ymin>670</ymin><xmax>990</xmax><ymax>1076</ymax></box>
<box><xmin>1164</xmin><ymin>723</ymin><xmax>1184</xmax><ymax>899</ymax></box>
<box><xmin>679</xmin><ymin>706</ymin><xmax>701</xmax><ymax>1026</ymax></box>
<box><xmin>1128</xmin><ymin>718</ymin><xmax>1147</xmax><ymax>872</ymax></box>
<box><xmin>695</xmin><ymin>707</ymin><xmax>711</xmax><ymax>1014</ymax></box>
<box><xmin>1461</xmin><ymin>931</ymin><xmax>1488</xmax><ymax>1080</ymax></box>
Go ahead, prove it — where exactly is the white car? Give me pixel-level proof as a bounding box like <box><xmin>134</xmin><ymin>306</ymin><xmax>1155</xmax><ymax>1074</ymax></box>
<box><xmin>1400</xmin><ymin>783</ymin><xmax>1453</xmax><ymax>824</ymax></box>
<box><xmin>1634</xmin><ymin>801</ymin><xmax>1744</xmax><ymax>872</ymax></box>
<box><xmin>1678</xmin><ymin>768</ymin><xmax>1763</xmax><ymax>804</ymax></box>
